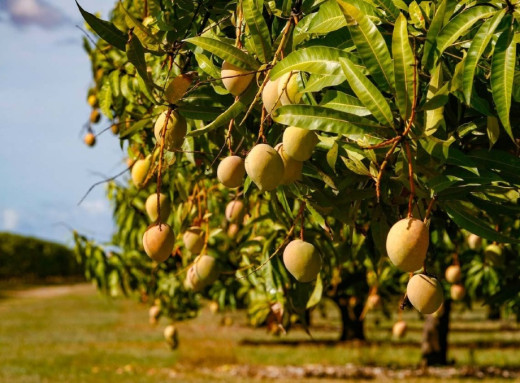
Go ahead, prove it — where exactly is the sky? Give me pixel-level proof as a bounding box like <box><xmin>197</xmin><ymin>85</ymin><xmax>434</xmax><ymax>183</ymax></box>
<box><xmin>0</xmin><ymin>0</ymin><xmax>126</xmax><ymax>245</ymax></box>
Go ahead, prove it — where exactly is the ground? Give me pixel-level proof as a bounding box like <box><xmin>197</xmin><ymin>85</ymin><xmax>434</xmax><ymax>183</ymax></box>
<box><xmin>0</xmin><ymin>283</ymin><xmax>519</xmax><ymax>382</ymax></box>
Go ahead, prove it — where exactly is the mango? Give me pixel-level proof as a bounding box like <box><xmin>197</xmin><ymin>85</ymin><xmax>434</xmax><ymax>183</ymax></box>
<box><xmin>445</xmin><ymin>265</ymin><xmax>461</xmax><ymax>284</ymax></box>
<box><xmin>282</xmin><ymin>126</ymin><xmax>318</xmax><ymax>161</ymax></box>
<box><xmin>217</xmin><ymin>155</ymin><xmax>245</xmax><ymax>188</ymax></box>
<box><xmin>221</xmin><ymin>61</ymin><xmax>254</xmax><ymax>96</ymax></box>
<box><xmin>245</xmin><ymin>144</ymin><xmax>284</xmax><ymax>191</ymax></box>
<box><xmin>154</xmin><ymin>110</ymin><xmax>187</xmax><ymax>151</ymax></box>
<box><xmin>275</xmin><ymin>143</ymin><xmax>303</xmax><ymax>184</ymax></box>
<box><xmin>406</xmin><ymin>274</ymin><xmax>443</xmax><ymax>314</ymax></box>
<box><xmin>145</xmin><ymin>193</ymin><xmax>171</xmax><ymax>222</ymax></box>
<box><xmin>131</xmin><ymin>157</ymin><xmax>151</xmax><ymax>188</ymax></box>
<box><xmin>283</xmin><ymin>239</ymin><xmax>321</xmax><ymax>283</ymax></box>
<box><xmin>386</xmin><ymin>218</ymin><xmax>429</xmax><ymax>272</ymax></box>
<box><xmin>143</xmin><ymin>223</ymin><xmax>175</xmax><ymax>263</ymax></box>
<box><xmin>183</xmin><ymin>226</ymin><xmax>205</xmax><ymax>254</ymax></box>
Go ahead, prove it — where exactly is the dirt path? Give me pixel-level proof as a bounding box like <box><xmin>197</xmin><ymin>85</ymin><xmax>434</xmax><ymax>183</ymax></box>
<box><xmin>199</xmin><ymin>364</ymin><xmax>520</xmax><ymax>380</ymax></box>
<box><xmin>1</xmin><ymin>283</ymin><xmax>94</xmax><ymax>299</ymax></box>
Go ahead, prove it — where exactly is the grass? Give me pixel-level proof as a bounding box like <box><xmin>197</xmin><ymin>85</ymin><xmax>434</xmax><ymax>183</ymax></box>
<box><xmin>0</xmin><ymin>283</ymin><xmax>519</xmax><ymax>382</ymax></box>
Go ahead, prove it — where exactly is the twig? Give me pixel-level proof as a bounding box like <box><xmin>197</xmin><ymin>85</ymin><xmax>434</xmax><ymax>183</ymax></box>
<box><xmin>77</xmin><ymin>166</ymin><xmax>131</xmax><ymax>205</ymax></box>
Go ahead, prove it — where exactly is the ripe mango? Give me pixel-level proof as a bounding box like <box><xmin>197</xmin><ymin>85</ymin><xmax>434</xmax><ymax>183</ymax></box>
<box><xmin>217</xmin><ymin>155</ymin><xmax>245</xmax><ymax>188</ymax></box>
<box><xmin>84</xmin><ymin>132</ymin><xmax>96</xmax><ymax>147</ymax></box>
<box><xmin>245</xmin><ymin>144</ymin><xmax>284</xmax><ymax>191</ymax></box>
<box><xmin>221</xmin><ymin>61</ymin><xmax>254</xmax><ymax>96</ymax></box>
<box><xmin>467</xmin><ymin>233</ymin><xmax>482</xmax><ymax>250</ymax></box>
<box><xmin>406</xmin><ymin>274</ymin><xmax>443</xmax><ymax>314</ymax></box>
<box><xmin>283</xmin><ymin>239</ymin><xmax>321</xmax><ymax>283</ymax></box>
<box><xmin>225</xmin><ymin>200</ymin><xmax>245</xmax><ymax>223</ymax></box>
<box><xmin>392</xmin><ymin>320</ymin><xmax>407</xmax><ymax>338</ymax></box>
<box><xmin>145</xmin><ymin>193</ymin><xmax>171</xmax><ymax>222</ymax></box>
<box><xmin>154</xmin><ymin>110</ymin><xmax>187</xmax><ymax>151</ymax></box>
<box><xmin>445</xmin><ymin>265</ymin><xmax>461</xmax><ymax>284</ymax></box>
<box><xmin>183</xmin><ymin>226</ymin><xmax>204</xmax><ymax>254</ymax></box>
<box><xmin>131</xmin><ymin>157</ymin><xmax>151</xmax><ymax>188</ymax></box>
<box><xmin>450</xmin><ymin>284</ymin><xmax>465</xmax><ymax>301</ymax></box>
<box><xmin>386</xmin><ymin>218</ymin><xmax>429</xmax><ymax>272</ymax></box>
<box><xmin>282</xmin><ymin>127</ymin><xmax>318</xmax><ymax>162</ymax></box>
<box><xmin>275</xmin><ymin>143</ymin><xmax>303</xmax><ymax>184</ymax></box>
<box><xmin>143</xmin><ymin>223</ymin><xmax>175</xmax><ymax>263</ymax></box>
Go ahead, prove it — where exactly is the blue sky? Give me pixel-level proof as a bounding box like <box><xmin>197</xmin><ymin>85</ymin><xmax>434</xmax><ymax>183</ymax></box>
<box><xmin>0</xmin><ymin>0</ymin><xmax>126</xmax><ymax>245</ymax></box>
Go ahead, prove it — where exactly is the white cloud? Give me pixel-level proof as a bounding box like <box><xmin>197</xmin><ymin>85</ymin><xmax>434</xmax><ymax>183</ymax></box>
<box><xmin>1</xmin><ymin>0</ymin><xmax>68</xmax><ymax>29</ymax></box>
<box><xmin>2</xmin><ymin>209</ymin><xmax>20</xmax><ymax>231</ymax></box>
<box><xmin>80</xmin><ymin>199</ymin><xmax>109</xmax><ymax>215</ymax></box>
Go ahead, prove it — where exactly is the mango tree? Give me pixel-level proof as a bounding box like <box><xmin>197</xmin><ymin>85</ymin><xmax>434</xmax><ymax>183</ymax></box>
<box><xmin>74</xmin><ymin>0</ymin><xmax>520</xmax><ymax>366</ymax></box>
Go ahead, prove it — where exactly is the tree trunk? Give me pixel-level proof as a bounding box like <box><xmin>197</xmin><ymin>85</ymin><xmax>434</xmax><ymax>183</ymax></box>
<box><xmin>421</xmin><ymin>299</ymin><xmax>451</xmax><ymax>366</ymax></box>
<box><xmin>337</xmin><ymin>297</ymin><xmax>365</xmax><ymax>341</ymax></box>
<box><xmin>487</xmin><ymin>305</ymin><xmax>501</xmax><ymax>320</ymax></box>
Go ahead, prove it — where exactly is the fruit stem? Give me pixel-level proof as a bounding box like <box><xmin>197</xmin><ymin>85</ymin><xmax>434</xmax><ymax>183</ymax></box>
<box><xmin>257</xmin><ymin>107</ymin><xmax>267</xmax><ymax>144</ymax></box>
<box><xmin>404</xmin><ymin>140</ymin><xmax>415</xmax><ymax>218</ymax></box>
<box><xmin>298</xmin><ymin>200</ymin><xmax>306</xmax><ymax>241</ymax></box>
<box><xmin>453</xmin><ymin>252</ymin><xmax>460</xmax><ymax>266</ymax></box>
<box><xmin>156</xmin><ymin>107</ymin><xmax>173</xmax><ymax>227</ymax></box>
<box><xmin>423</xmin><ymin>196</ymin><xmax>437</xmax><ymax>223</ymax></box>
<box><xmin>226</xmin><ymin>119</ymin><xmax>235</xmax><ymax>154</ymax></box>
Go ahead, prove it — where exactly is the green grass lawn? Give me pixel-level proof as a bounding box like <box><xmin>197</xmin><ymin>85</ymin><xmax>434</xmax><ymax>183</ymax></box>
<box><xmin>0</xmin><ymin>283</ymin><xmax>518</xmax><ymax>382</ymax></box>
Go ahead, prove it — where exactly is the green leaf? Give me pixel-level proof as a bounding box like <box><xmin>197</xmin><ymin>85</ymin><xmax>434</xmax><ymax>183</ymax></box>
<box><xmin>337</xmin><ymin>0</ymin><xmax>395</xmax><ymax>92</ymax></box>
<box><xmin>392</xmin><ymin>13</ymin><xmax>415</xmax><ymax>120</ymax></box>
<box><xmin>109</xmin><ymin>70</ymin><xmax>120</xmax><ymax>98</ymax></box>
<box><xmin>187</xmin><ymin>84</ymin><xmax>257</xmax><ymax>137</ymax></box>
<box><xmin>444</xmin><ymin>202</ymin><xmax>520</xmax><ymax>243</ymax></box>
<box><xmin>270</xmin><ymin>46</ymin><xmax>358</xmax><ymax>80</ymax></box>
<box><xmin>272</xmin><ymin>104</ymin><xmax>386</xmax><ymax>138</ymax></box>
<box><xmin>184</xmin><ymin>37</ymin><xmax>259</xmax><ymax>70</ymax></box>
<box><xmin>126</xmin><ymin>34</ymin><xmax>156</xmax><ymax>102</ymax></box>
<box><xmin>306</xmin><ymin>273</ymin><xmax>323</xmax><ymax>309</ymax></box>
<box><xmin>463</xmin><ymin>10</ymin><xmax>506</xmax><ymax>105</ymax></box>
<box><xmin>307</xmin><ymin>0</ymin><xmax>347</xmax><ymax>34</ymax></box>
<box><xmin>98</xmin><ymin>80</ymin><xmax>113</xmax><ymax>120</ymax></box>
<box><xmin>120</xmin><ymin>118</ymin><xmax>150</xmax><ymax>139</ymax></box>
<box><xmin>242</xmin><ymin>0</ymin><xmax>272</xmax><ymax>63</ymax></box>
<box><xmin>422</xmin><ymin>0</ymin><xmax>449</xmax><ymax>69</ymax></box>
<box><xmin>491</xmin><ymin>25</ymin><xmax>516</xmax><ymax>142</ymax></box>
<box><xmin>326</xmin><ymin>142</ymin><xmax>339</xmax><ymax>170</ymax></box>
<box><xmin>303</xmin><ymin>74</ymin><xmax>346</xmax><ymax>93</ymax></box>
<box><xmin>468</xmin><ymin>149</ymin><xmax>520</xmax><ymax>186</ymax></box>
<box><xmin>339</xmin><ymin>58</ymin><xmax>394</xmax><ymax>127</ymax></box>
<box><xmin>468</xmin><ymin>195</ymin><xmax>520</xmax><ymax>217</ymax></box>
<box><xmin>486</xmin><ymin>116</ymin><xmax>500</xmax><ymax>148</ymax></box>
<box><xmin>424</xmin><ymin>64</ymin><xmax>445</xmax><ymax>136</ymax></box>
<box><xmin>320</xmin><ymin>90</ymin><xmax>371</xmax><ymax>116</ymax></box>
<box><xmin>428</xmin><ymin>5</ymin><xmax>496</xmax><ymax>68</ymax></box>
<box><xmin>76</xmin><ymin>1</ymin><xmax>126</xmax><ymax>51</ymax></box>
<box><xmin>372</xmin><ymin>0</ymin><xmax>400</xmax><ymax>21</ymax></box>
<box><xmin>119</xmin><ymin>3</ymin><xmax>161</xmax><ymax>51</ymax></box>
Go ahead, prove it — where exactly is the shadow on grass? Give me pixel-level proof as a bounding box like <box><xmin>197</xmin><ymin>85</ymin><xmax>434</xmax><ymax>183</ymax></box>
<box><xmin>240</xmin><ymin>338</ymin><xmax>520</xmax><ymax>349</ymax></box>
